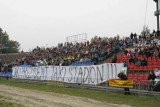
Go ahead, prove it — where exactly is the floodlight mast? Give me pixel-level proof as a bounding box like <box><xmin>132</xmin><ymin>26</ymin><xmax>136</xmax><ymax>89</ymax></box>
<box><xmin>154</xmin><ymin>0</ymin><xmax>160</xmax><ymax>31</ymax></box>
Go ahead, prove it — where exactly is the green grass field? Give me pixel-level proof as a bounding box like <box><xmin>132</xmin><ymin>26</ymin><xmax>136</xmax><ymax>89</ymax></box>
<box><xmin>0</xmin><ymin>80</ymin><xmax>160</xmax><ymax>107</ymax></box>
<box><xmin>0</xmin><ymin>95</ymin><xmax>24</xmax><ymax>107</ymax></box>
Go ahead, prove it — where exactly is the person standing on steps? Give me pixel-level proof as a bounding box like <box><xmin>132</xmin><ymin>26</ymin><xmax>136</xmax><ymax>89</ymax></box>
<box><xmin>118</xmin><ymin>72</ymin><xmax>131</xmax><ymax>95</ymax></box>
<box><xmin>148</xmin><ymin>71</ymin><xmax>156</xmax><ymax>91</ymax></box>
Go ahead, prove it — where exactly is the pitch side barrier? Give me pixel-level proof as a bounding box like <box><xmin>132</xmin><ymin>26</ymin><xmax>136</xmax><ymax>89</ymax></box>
<box><xmin>0</xmin><ymin>72</ymin><xmax>12</xmax><ymax>80</ymax></box>
<box><xmin>0</xmin><ymin>72</ymin><xmax>12</xmax><ymax>77</ymax></box>
<box><xmin>12</xmin><ymin>63</ymin><xmax>127</xmax><ymax>85</ymax></box>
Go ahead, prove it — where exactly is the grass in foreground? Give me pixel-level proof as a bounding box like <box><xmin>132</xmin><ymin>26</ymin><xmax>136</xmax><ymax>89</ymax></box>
<box><xmin>0</xmin><ymin>95</ymin><xmax>24</xmax><ymax>107</ymax></box>
<box><xmin>0</xmin><ymin>80</ymin><xmax>160</xmax><ymax>107</ymax></box>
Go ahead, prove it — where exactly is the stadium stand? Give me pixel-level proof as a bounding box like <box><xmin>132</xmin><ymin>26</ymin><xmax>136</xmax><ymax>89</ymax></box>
<box><xmin>1</xmin><ymin>30</ymin><xmax>160</xmax><ymax>91</ymax></box>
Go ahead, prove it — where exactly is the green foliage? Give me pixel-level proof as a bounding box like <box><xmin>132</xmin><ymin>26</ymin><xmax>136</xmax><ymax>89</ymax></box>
<box><xmin>0</xmin><ymin>27</ymin><xmax>20</xmax><ymax>53</ymax></box>
<box><xmin>91</xmin><ymin>36</ymin><xmax>98</xmax><ymax>43</ymax></box>
<box><xmin>141</xmin><ymin>25</ymin><xmax>150</xmax><ymax>35</ymax></box>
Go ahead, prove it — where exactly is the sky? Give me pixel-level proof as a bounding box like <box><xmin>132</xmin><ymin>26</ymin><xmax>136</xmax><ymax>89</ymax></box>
<box><xmin>0</xmin><ymin>0</ymin><xmax>157</xmax><ymax>52</ymax></box>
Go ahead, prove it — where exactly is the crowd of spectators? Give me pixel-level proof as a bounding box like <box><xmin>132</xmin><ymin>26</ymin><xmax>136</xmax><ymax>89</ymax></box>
<box><xmin>1</xmin><ymin>29</ymin><xmax>160</xmax><ymax>72</ymax></box>
<box><xmin>0</xmin><ymin>34</ymin><xmax>134</xmax><ymax>73</ymax></box>
<box><xmin>123</xmin><ymin>30</ymin><xmax>160</xmax><ymax>67</ymax></box>
<box><xmin>0</xmin><ymin>59</ymin><xmax>13</xmax><ymax>72</ymax></box>
<box><xmin>4</xmin><ymin>29</ymin><xmax>157</xmax><ymax>73</ymax></box>
<box><xmin>20</xmin><ymin>35</ymin><xmax>132</xmax><ymax>67</ymax></box>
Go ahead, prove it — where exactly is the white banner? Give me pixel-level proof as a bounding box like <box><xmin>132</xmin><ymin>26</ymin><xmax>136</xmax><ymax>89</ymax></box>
<box><xmin>12</xmin><ymin>63</ymin><xmax>126</xmax><ymax>85</ymax></box>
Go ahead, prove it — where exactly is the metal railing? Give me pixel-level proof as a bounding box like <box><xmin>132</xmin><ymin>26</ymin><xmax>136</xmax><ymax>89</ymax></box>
<box><xmin>0</xmin><ymin>76</ymin><xmax>159</xmax><ymax>97</ymax></box>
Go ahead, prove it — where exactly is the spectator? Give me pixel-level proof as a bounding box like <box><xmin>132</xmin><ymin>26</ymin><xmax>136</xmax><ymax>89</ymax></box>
<box><xmin>123</xmin><ymin>61</ymin><xmax>128</xmax><ymax>67</ymax></box>
<box><xmin>153</xmin><ymin>49</ymin><xmax>159</xmax><ymax>61</ymax></box>
<box><xmin>135</xmin><ymin>58</ymin><xmax>141</xmax><ymax>66</ymax></box>
<box><xmin>127</xmin><ymin>50</ymin><xmax>132</xmax><ymax>56</ymax></box>
<box><xmin>118</xmin><ymin>72</ymin><xmax>131</xmax><ymax>95</ymax></box>
<box><xmin>111</xmin><ymin>55</ymin><xmax>117</xmax><ymax>63</ymax></box>
<box><xmin>141</xmin><ymin>57</ymin><xmax>148</xmax><ymax>66</ymax></box>
<box><xmin>129</xmin><ymin>54</ymin><xmax>135</xmax><ymax>64</ymax></box>
<box><xmin>124</xmin><ymin>50</ymin><xmax>128</xmax><ymax>56</ymax></box>
<box><xmin>148</xmin><ymin>71</ymin><xmax>156</xmax><ymax>91</ymax></box>
<box><xmin>130</xmin><ymin>33</ymin><xmax>134</xmax><ymax>39</ymax></box>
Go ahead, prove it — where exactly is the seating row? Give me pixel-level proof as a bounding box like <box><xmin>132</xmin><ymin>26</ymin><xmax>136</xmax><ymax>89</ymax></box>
<box><xmin>127</xmin><ymin>73</ymin><xmax>149</xmax><ymax>85</ymax></box>
<box><xmin>128</xmin><ymin>66</ymin><xmax>159</xmax><ymax>71</ymax></box>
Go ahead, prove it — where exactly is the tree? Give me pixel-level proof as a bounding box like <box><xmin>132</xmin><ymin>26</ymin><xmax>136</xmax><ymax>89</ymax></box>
<box><xmin>91</xmin><ymin>36</ymin><xmax>98</xmax><ymax>43</ymax></box>
<box><xmin>141</xmin><ymin>25</ymin><xmax>150</xmax><ymax>36</ymax></box>
<box><xmin>0</xmin><ymin>27</ymin><xmax>20</xmax><ymax>54</ymax></box>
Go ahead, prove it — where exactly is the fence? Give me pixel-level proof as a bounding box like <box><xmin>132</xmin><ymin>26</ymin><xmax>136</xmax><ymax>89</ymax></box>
<box><xmin>1</xmin><ymin>76</ymin><xmax>159</xmax><ymax>97</ymax></box>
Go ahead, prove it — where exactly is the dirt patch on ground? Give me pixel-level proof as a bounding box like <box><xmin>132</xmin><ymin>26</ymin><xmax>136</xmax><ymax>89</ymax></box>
<box><xmin>0</xmin><ymin>84</ymin><xmax>131</xmax><ymax>107</ymax></box>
